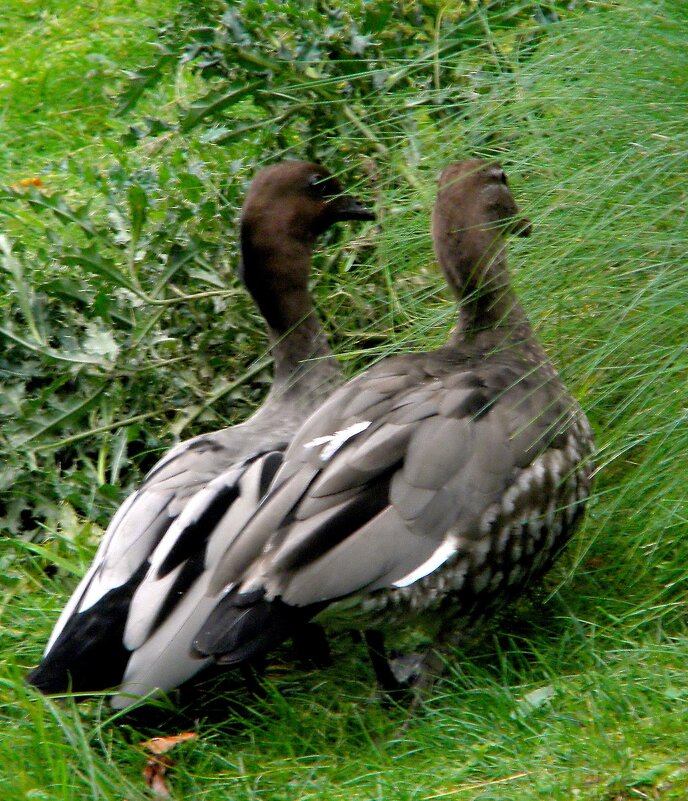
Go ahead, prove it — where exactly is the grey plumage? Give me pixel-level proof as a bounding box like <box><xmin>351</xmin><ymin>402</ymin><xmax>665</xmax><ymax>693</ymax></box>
<box><xmin>27</xmin><ymin>160</ymin><xmax>374</xmax><ymax>706</ymax></box>
<box><xmin>193</xmin><ymin>160</ymin><xmax>594</xmax><ymax>681</ymax></box>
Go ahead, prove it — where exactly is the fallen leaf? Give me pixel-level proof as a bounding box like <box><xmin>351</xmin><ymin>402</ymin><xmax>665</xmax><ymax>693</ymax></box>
<box><xmin>139</xmin><ymin>731</ymin><xmax>198</xmax><ymax>797</ymax></box>
<box><xmin>143</xmin><ymin>755</ymin><xmax>174</xmax><ymax>798</ymax></box>
<box><xmin>140</xmin><ymin>731</ymin><xmax>198</xmax><ymax>755</ymax></box>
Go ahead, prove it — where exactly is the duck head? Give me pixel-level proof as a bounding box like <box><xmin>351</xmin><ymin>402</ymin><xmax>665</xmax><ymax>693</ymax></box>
<box><xmin>432</xmin><ymin>159</ymin><xmax>531</xmax><ymax>303</ymax></box>
<box><xmin>239</xmin><ymin>161</ymin><xmax>374</xmax><ymax>334</ymax></box>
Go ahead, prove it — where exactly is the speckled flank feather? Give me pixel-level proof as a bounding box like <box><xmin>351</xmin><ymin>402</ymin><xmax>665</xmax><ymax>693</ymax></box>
<box><xmin>27</xmin><ymin>161</ymin><xmax>374</xmax><ymax>703</ymax></box>
<box><xmin>349</xmin><ymin>414</ymin><xmax>592</xmax><ymax>627</ymax></box>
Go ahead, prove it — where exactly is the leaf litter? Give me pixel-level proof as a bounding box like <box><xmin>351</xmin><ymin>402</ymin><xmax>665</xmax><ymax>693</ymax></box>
<box><xmin>138</xmin><ymin>731</ymin><xmax>198</xmax><ymax>797</ymax></box>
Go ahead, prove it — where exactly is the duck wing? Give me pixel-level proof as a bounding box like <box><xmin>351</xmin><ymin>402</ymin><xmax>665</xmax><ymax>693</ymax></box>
<box><xmin>195</xmin><ymin>354</ymin><xmax>585</xmax><ymax>663</ymax></box>
<box><xmin>109</xmin><ymin>449</ymin><xmax>284</xmax><ymax>707</ymax></box>
<box><xmin>26</xmin><ymin>428</ymin><xmax>283</xmax><ymax>695</ymax></box>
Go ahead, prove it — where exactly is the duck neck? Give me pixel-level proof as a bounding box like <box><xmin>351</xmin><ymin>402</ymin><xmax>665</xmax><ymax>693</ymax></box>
<box><xmin>443</xmin><ymin>235</ymin><xmax>533</xmax><ymax>348</ymax></box>
<box><xmin>267</xmin><ymin>312</ymin><xmax>338</xmax><ymax>393</ymax></box>
<box><xmin>240</xmin><ymin>230</ymin><xmax>339</xmax><ymax>400</ymax></box>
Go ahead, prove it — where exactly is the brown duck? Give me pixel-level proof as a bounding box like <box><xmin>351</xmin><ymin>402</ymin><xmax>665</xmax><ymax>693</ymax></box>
<box><xmin>192</xmin><ymin>160</ymin><xmax>594</xmax><ymax>691</ymax></box>
<box><xmin>27</xmin><ymin>160</ymin><xmax>374</xmax><ymax>703</ymax></box>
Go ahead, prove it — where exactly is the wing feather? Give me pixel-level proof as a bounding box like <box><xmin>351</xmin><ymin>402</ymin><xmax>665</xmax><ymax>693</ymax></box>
<box><xmin>280</xmin><ymin>507</ymin><xmax>407</xmax><ymax>604</ymax></box>
<box><xmin>207</xmin><ymin>464</ymin><xmax>320</xmax><ymax>594</ymax></box>
<box><xmin>113</xmin><ymin>574</ymin><xmax>216</xmax><ymax>709</ymax></box>
<box><xmin>123</xmin><ymin>452</ymin><xmax>283</xmax><ymax>651</ymax></box>
<box><xmin>195</xmin><ymin>355</ymin><xmax>583</xmax><ymax>664</ymax></box>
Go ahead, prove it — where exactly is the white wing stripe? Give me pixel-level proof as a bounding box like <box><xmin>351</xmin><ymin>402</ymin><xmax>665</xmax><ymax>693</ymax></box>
<box><xmin>392</xmin><ymin>538</ymin><xmax>458</xmax><ymax>588</ymax></box>
<box><xmin>304</xmin><ymin>420</ymin><xmax>371</xmax><ymax>461</ymax></box>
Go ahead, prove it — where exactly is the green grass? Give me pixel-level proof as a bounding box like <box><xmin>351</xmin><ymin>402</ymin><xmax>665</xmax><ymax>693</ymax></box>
<box><xmin>2</xmin><ymin>1</ymin><xmax>688</xmax><ymax>799</ymax></box>
<box><xmin>0</xmin><ymin>0</ymin><xmax>177</xmax><ymax>182</ymax></box>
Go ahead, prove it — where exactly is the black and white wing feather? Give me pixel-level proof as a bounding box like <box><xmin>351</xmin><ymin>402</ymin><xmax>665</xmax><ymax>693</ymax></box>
<box><xmin>26</xmin><ymin>426</ymin><xmax>283</xmax><ymax>696</ymax></box>
<box><xmin>194</xmin><ymin>353</ymin><xmax>589</xmax><ymax>663</ymax></box>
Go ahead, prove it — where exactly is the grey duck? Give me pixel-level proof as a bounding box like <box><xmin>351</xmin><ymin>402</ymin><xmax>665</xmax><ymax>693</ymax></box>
<box><xmin>191</xmin><ymin>160</ymin><xmax>595</xmax><ymax>693</ymax></box>
<box><xmin>27</xmin><ymin>160</ymin><xmax>374</xmax><ymax>705</ymax></box>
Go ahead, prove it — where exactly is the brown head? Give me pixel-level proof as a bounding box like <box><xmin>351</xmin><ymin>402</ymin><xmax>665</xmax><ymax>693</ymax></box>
<box><xmin>432</xmin><ymin>159</ymin><xmax>531</xmax><ymax>304</ymax></box>
<box><xmin>240</xmin><ymin>161</ymin><xmax>374</xmax><ymax>334</ymax></box>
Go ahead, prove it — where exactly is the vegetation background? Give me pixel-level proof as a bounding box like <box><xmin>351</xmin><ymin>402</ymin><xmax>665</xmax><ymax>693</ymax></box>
<box><xmin>1</xmin><ymin>0</ymin><xmax>686</xmax><ymax>799</ymax></box>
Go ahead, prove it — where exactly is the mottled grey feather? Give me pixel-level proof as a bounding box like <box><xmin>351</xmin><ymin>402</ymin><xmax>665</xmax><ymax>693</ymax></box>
<box><xmin>346</xmin><ymin>422</ymin><xmax>412</xmax><ymax>472</ymax></box>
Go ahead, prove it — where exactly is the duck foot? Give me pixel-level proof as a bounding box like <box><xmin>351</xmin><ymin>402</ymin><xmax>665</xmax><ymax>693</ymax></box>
<box><xmin>396</xmin><ymin>650</ymin><xmax>444</xmax><ymax>710</ymax></box>
<box><xmin>387</xmin><ymin>652</ymin><xmax>427</xmax><ymax>686</ymax></box>
<box><xmin>364</xmin><ymin>630</ymin><xmax>445</xmax><ymax>709</ymax></box>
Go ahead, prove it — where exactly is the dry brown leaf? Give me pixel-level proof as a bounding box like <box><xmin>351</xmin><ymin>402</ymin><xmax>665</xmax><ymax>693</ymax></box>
<box><xmin>143</xmin><ymin>755</ymin><xmax>174</xmax><ymax>798</ymax></box>
<box><xmin>139</xmin><ymin>731</ymin><xmax>198</xmax><ymax>755</ymax></box>
<box><xmin>139</xmin><ymin>731</ymin><xmax>198</xmax><ymax>797</ymax></box>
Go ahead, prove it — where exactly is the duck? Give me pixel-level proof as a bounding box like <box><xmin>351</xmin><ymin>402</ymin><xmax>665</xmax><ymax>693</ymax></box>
<box><xmin>190</xmin><ymin>159</ymin><xmax>595</xmax><ymax>694</ymax></box>
<box><xmin>27</xmin><ymin>160</ymin><xmax>375</xmax><ymax>702</ymax></box>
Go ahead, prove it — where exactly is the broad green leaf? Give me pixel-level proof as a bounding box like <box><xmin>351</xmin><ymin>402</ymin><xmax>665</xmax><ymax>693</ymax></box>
<box><xmin>127</xmin><ymin>184</ymin><xmax>148</xmax><ymax>248</ymax></box>
<box><xmin>10</xmin><ymin>385</ymin><xmax>107</xmax><ymax>447</ymax></box>
<box><xmin>62</xmin><ymin>245</ymin><xmax>139</xmax><ymax>293</ymax></box>
<box><xmin>178</xmin><ymin>80</ymin><xmax>263</xmax><ymax>133</ymax></box>
<box><xmin>22</xmin><ymin>188</ymin><xmax>99</xmax><ymax>238</ymax></box>
<box><xmin>0</xmin><ymin>235</ymin><xmax>44</xmax><ymax>344</ymax></box>
<box><xmin>114</xmin><ymin>51</ymin><xmax>175</xmax><ymax>116</ymax></box>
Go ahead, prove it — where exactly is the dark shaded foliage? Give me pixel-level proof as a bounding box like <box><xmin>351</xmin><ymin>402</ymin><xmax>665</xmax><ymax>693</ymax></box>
<box><xmin>120</xmin><ymin>0</ymin><xmax>574</xmax><ymax>158</ymax></box>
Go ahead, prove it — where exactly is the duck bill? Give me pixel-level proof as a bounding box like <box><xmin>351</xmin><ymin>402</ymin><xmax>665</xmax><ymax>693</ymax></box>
<box><xmin>329</xmin><ymin>194</ymin><xmax>376</xmax><ymax>222</ymax></box>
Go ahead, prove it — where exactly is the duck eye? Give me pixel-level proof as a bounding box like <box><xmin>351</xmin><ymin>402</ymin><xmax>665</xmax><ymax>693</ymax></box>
<box><xmin>499</xmin><ymin>170</ymin><xmax>508</xmax><ymax>185</ymax></box>
<box><xmin>308</xmin><ymin>173</ymin><xmax>336</xmax><ymax>197</ymax></box>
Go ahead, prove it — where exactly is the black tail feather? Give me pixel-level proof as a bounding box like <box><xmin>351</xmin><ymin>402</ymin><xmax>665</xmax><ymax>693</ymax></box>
<box><xmin>26</xmin><ymin>565</ymin><xmax>146</xmax><ymax>695</ymax></box>
<box><xmin>193</xmin><ymin>589</ymin><xmax>322</xmax><ymax>665</ymax></box>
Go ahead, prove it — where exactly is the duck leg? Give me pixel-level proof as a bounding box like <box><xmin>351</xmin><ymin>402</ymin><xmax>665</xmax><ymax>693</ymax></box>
<box><xmin>239</xmin><ymin>655</ymin><xmax>267</xmax><ymax>698</ymax></box>
<box><xmin>364</xmin><ymin>628</ymin><xmax>449</xmax><ymax>710</ymax></box>
<box><xmin>291</xmin><ymin>622</ymin><xmax>332</xmax><ymax>668</ymax></box>
<box><xmin>364</xmin><ymin>630</ymin><xmax>405</xmax><ymax>694</ymax></box>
